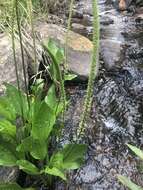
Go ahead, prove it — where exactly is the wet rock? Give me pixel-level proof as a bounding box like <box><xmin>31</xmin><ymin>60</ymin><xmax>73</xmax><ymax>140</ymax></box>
<box><xmin>0</xmin><ymin>167</ymin><xmax>18</xmax><ymax>183</ymax></box>
<box><xmin>35</xmin><ymin>23</ymin><xmax>93</xmax><ymax>80</ymax></box>
<box><xmin>54</xmin><ymin>81</ymin><xmax>142</xmax><ymax>190</ymax></box>
<box><xmin>100</xmin><ymin>16</ymin><xmax>114</xmax><ymax>25</ymax></box>
<box><xmin>113</xmin><ymin>0</ymin><xmax>132</xmax><ymax>11</ymax></box>
<box><xmin>101</xmin><ymin>39</ymin><xmax>125</xmax><ymax>70</ymax></box>
<box><xmin>71</xmin><ymin>23</ymin><xmax>86</xmax><ymax>34</ymax></box>
<box><xmin>55</xmin><ymin>0</ymin><xmax>143</xmax><ymax>189</ymax></box>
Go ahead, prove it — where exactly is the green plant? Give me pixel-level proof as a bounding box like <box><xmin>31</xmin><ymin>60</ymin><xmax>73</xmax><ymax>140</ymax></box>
<box><xmin>0</xmin><ymin>39</ymin><xmax>86</xmax><ymax>189</ymax></box>
<box><xmin>118</xmin><ymin>144</ymin><xmax>143</xmax><ymax>190</ymax></box>
<box><xmin>0</xmin><ymin>82</ymin><xmax>86</xmax><ymax>189</ymax></box>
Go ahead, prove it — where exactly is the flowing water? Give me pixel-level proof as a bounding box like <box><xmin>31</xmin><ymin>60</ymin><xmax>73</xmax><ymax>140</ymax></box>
<box><xmin>55</xmin><ymin>0</ymin><xmax>143</xmax><ymax>189</ymax></box>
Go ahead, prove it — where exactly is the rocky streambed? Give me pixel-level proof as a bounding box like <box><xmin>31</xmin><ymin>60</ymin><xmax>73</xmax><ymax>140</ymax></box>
<box><xmin>0</xmin><ymin>0</ymin><xmax>143</xmax><ymax>189</ymax></box>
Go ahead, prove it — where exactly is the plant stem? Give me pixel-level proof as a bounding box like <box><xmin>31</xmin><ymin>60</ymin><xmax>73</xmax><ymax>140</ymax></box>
<box><xmin>11</xmin><ymin>0</ymin><xmax>25</xmax><ymax>124</ymax></box>
<box><xmin>27</xmin><ymin>0</ymin><xmax>37</xmax><ymax>74</ymax></box>
<box><xmin>77</xmin><ymin>0</ymin><xmax>100</xmax><ymax>140</ymax></box>
<box><xmin>64</xmin><ymin>0</ymin><xmax>74</xmax><ymax>73</ymax></box>
<box><xmin>15</xmin><ymin>0</ymin><xmax>30</xmax><ymax>109</ymax></box>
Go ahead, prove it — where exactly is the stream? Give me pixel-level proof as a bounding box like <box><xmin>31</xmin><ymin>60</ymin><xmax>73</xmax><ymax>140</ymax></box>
<box><xmin>54</xmin><ymin>0</ymin><xmax>143</xmax><ymax>189</ymax></box>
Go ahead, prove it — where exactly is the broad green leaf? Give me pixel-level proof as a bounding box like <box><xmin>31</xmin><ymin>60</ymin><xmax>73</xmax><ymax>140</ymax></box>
<box><xmin>118</xmin><ymin>175</ymin><xmax>143</xmax><ymax>190</ymax></box>
<box><xmin>50</xmin><ymin>144</ymin><xmax>87</xmax><ymax>171</ymax></box>
<box><xmin>55</xmin><ymin>48</ymin><xmax>64</xmax><ymax>63</ymax></box>
<box><xmin>127</xmin><ymin>144</ymin><xmax>143</xmax><ymax>160</ymax></box>
<box><xmin>5</xmin><ymin>83</ymin><xmax>29</xmax><ymax>120</ymax></box>
<box><xmin>43</xmin><ymin>39</ymin><xmax>62</xmax><ymax>82</ymax></box>
<box><xmin>46</xmin><ymin>39</ymin><xmax>59</xmax><ymax>57</ymax></box>
<box><xmin>45</xmin><ymin>84</ymin><xmax>57</xmax><ymax>111</ymax></box>
<box><xmin>16</xmin><ymin>136</ymin><xmax>33</xmax><ymax>152</ymax></box>
<box><xmin>62</xmin><ymin>158</ymin><xmax>84</xmax><ymax>170</ymax></box>
<box><xmin>49</xmin><ymin>152</ymin><xmax>63</xmax><ymax>168</ymax></box>
<box><xmin>0</xmin><ymin>183</ymin><xmax>35</xmax><ymax>190</ymax></box>
<box><xmin>17</xmin><ymin>160</ymin><xmax>40</xmax><ymax>175</ymax></box>
<box><xmin>31</xmin><ymin>79</ymin><xmax>44</xmax><ymax>100</ymax></box>
<box><xmin>0</xmin><ymin>144</ymin><xmax>17</xmax><ymax>166</ymax></box>
<box><xmin>0</xmin><ymin>119</ymin><xmax>16</xmax><ymax>137</ymax></box>
<box><xmin>0</xmin><ymin>96</ymin><xmax>16</xmax><ymax>121</ymax></box>
<box><xmin>64</xmin><ymin>74</ymin><xmax>77</xmax><ymax>81</ymax></box>
<box><xmin>61</xmin><ymin>144</ymin><xmax>87</xmax><ymax>166</ymax></box>
<box><xmin>30</xmin><ymin>139</ymin><xmax>47</xmax><ymax>160</ymax></box>
<box><xmin>17</xmin><ymin>137</ymin><xmax>47</xmax><ymax>160</ymax></box>
<box><xmin>45</xmin><ymin>39</ymin><xmax>64</xmax><ymax>64</ymax></box>
<box><xmin>32</xmin><ymin>101</ymin><xmax>55</xmax><ymax>141</ymax></box>
<box><xmin>45</xmin><ymin>166</ymin><xmax>66</xmax><ymax>180</ymax></box>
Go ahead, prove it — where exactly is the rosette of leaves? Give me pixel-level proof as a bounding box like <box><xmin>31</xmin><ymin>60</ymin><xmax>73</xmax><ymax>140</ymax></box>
<box><xmin>0</xmin><ymin>40</ymin><xmax>86</xmax><ymax>189</ymax></box>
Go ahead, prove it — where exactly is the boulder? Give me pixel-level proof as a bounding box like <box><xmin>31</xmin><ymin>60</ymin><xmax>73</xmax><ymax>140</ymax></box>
<box><xmin>35</xmin><ymin>23</ymin><xmax>93</xmax><ymax>80</ymax></box>
<box><xmin>101</xmin><ymin>39</ymin><xmax>125</xmax><ymax>70</ymax></box>
<box><xmin>0</xmin><ymin>33</ymin><xmax>29</xmax><ymax>94</ymax></box>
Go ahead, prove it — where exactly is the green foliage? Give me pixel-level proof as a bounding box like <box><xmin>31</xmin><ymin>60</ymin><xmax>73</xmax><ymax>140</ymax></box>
<box><xmin>0</xmin><ymin>82</ymin><xmax>86</xmax><ymax>188</ymax></box>
<box><xmin>0</xmin><ymin>0</ymin><xmax>41</xmax><ymax>30</ymax></box>
<box><xmin>42</xmin><ymin>39</ymin><xmax>77</xmax><ymax>115</ymax></box>
<box><xmin>118</xmin><ymin>144</ymin><xmax>143</xmax><ymax>189</ymax></box>
<box><xmin>0</xmin><ymin>183</ymin><xmax>35</xmax><ymax>190</ymax></box>
<box><xmin>118</xmin><ymin>175</ymin><xmax>143</xmax><ymax>190</ymax></box>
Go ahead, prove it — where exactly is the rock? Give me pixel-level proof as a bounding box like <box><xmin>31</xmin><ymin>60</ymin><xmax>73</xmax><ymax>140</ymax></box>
<box><xmin>113</xmin><ymin>0</ymin><xmax>132</xmax><ymax>11</ymax></box>
<box><xmin>101</xmin><ymin>39</ymin><xmax>125</xmax><ymax>70</ymax></box>
<box><xmin>40</xmin><ymin>0</ymin><xmax>69</xmax><ymax>14</ymax></box>
<box><xmin>0</xmin><ymin>33</ymin><xmax>29</xmax><ymax>94</ymax></box>
<box><xmin>0</xmin><ymin>167</ymin><xmax>18</xmax><ymax>183</ymax></box>
<box><xmin>71</xmin><ymin>23</ymin><xmax>86</xmax><ymax>34</ymax></box>
<box><xmin>35</xmin><ymin>23</ymin><xmax>93</xmax><ymax>80</ymax></box>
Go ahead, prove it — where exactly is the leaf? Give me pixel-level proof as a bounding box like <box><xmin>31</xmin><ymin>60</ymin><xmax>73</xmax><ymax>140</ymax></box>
<box><xmin>61</xmin><ymin>144</ymin><xmax>87</xmax><ymax>169</ymax></box>
<box><xmin>0</xmin><ymin>119</ymin><xmax>16</xmax><ymax>137</ymax></box>
<box><xmin>30</xmin><ymin>139</ymin><xmax>47</xmax><ymax>160</ymax></box>
<box><xmin>5</xmin><ymin>83</ymin><xmax>29</xmax><ymax>120</ymax></box>
<box><xmin>55</xmin><ymin>48</ymin><xmax>64</xmax><ymax>63</ymax></box>
<box><xmin>45</xmin><ymin>167</ymin><xmax>66</xmax><ymax>181</ymax></box>
<box><xmin>45</xmin><ymin>84</ymin><xmax>57</xmax><ymax>111</ymax></box>
<box><xmin>0</xmin><ymin>183</ymin><xmax>23</xmax><ymax>190</ymax></box>
<box><xmin>127</xmin><ymin>144</ymin><xmax>143</xmax><ymax>160</ymax></box>
<box><xmin>17</xmin><ymin>137</ymin><xmax>47</xmax><ymax>160</ymax></box>
<box><xmin>0</xmin><ymin>144</ymin><xmax>17</xmax><ymax>166</ymax></box>
<box><xmin>32</xmin><ymin>101</ymin><xmax>55</xmax><ymax>141</ymax></box>
<box><xmin>0</xmin><ymin>96</ymin><xmax>16</xmax><ymax>121</ymax></box>
<box><xmin>31</xmin><ymin>79</ymin><xmax>44</xmax><ymax>100</ymax></box>
<box><xmin>50</xmin><ymin>144</ymin><xmax>87</xmax><ymax>171</ymax></box>
<box><xmin>62</xmin><ymin>158</ymin><xmax>84</xmax><ymax>170</ymax></box>
<box><xmin>16</xmin><ymin>136</ymin><xmax>33</xmax><ymax>153</ymax></box>
<box><xmin>42</xmin><ymin>39</ymin><xmax>63</xmax><ymax>82</ymax></box>
<box><xmin>0</xmin><ymin>183</ymin><xmax>35</xmax><ymax>190</ymax></box>
<box><xmin>46</xmin><ymin>39</ymin><xmax>59</xmax><ymax>58</ymax></box>
<box><xmin>49</xmin><ymin>152</ymin><xmax>63</xmax><ymax>169</ymax></box>
<box><xmin>64</xmin><ymin>74</ymin><xmax>77</xmax><ymax>81</ymax></box>
<box><xmin>16</xmin><ymin>160</ymin><xmax>40</xmax><ymax>175</ymax></box>
<box><xmin>118</xmin><ymin>175</ymin><xmax>143</xmax><ymax>190</ymax></box>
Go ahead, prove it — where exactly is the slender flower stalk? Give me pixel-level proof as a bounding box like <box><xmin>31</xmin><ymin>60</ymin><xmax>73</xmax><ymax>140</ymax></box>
<box><xmin>15</xmin><ymin>0</ymin><xmax>30</xmax><ymax>109</ymax></box>
<box><xmin>11</xmin><ymin>0</ymin><xmax>24</xmax><ymax>123</ymax></box>
<box><xmin>77</xmin><ymin>0</ymin><xmax>100</xmax><ymax>140</ymax></box>
<box><xmin>27</xmin><ymin>0</ymin><xmax>37</xmax><ymax>74</ymax></box>
<box><xmin>64</xmin><ymin>0</ymin><xmax>74</xmax><ymax>73</ymax></box>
